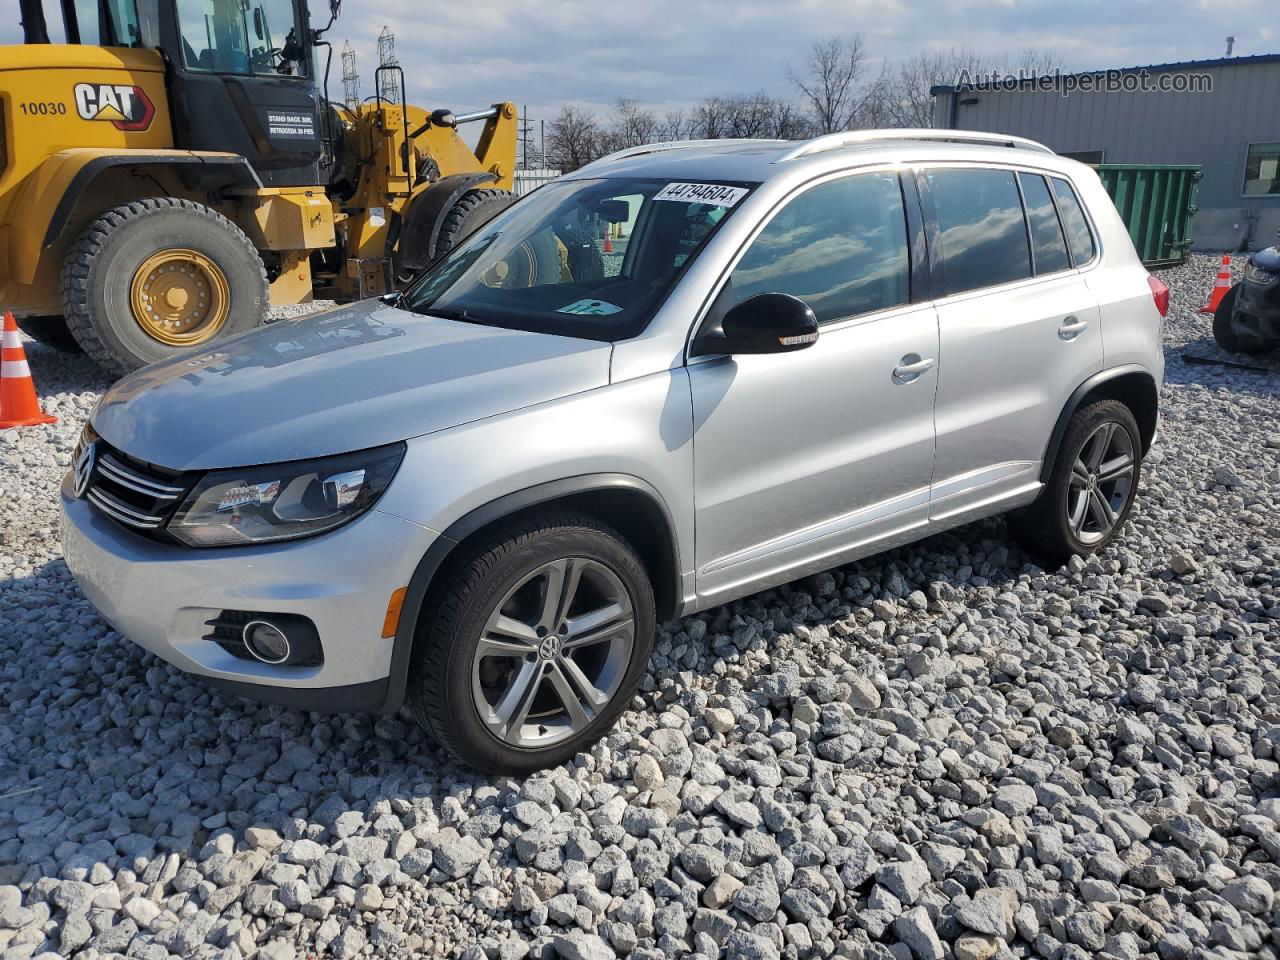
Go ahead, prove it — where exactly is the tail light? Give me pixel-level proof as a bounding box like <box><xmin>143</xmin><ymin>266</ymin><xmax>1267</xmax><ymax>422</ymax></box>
<box><xmin>1147</xmin><ymin>274</ymin><xmax>1169</xmax><ymax>317</ymax></box>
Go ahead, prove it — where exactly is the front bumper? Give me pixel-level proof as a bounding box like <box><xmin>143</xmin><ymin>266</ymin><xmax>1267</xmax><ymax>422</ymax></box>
<box><xmin>59</xmin><ymin>475</ymin><xmax>438</xmax><ymax>713</ymax></box>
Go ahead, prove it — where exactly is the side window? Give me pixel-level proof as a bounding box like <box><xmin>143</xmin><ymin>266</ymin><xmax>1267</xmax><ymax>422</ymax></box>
<box><xmin>925</xmin><ymin>167</ymin><xmax>1031</xmax><ymax>296</ymax></box>
<box><xmin>1018</xmin><ymin>173</ymin><xmax>1071</xmax><ymax>275</ymax></box>
<box><xmin>727</xmin><ymin>172</ymin><xmax>909</xmax><ymax>324</ymax></box>
<box><xmin>176</xmin><ymin>0</ymin><xmax>304</xmax><ymax>76</ymax></box>
<box><xmin>72</xmin><ymin>0</ymin><xmax>142</xmax><ymax>46</ymax></box>
<box><xmin>1050</xmin><ymin>177</ymin><xmax>1096</xmax><ymax>266</ymax></box>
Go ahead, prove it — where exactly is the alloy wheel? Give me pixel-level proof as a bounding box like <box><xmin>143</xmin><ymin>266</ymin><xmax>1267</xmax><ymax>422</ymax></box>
<box><xmin>471</xmin><ymin>557</ymin><xmax>635</xmax><ymax>748</ymax></box>
<box><xmin>1067</xmin><ymin>420</ymin><xmax>1135</xmax><ymax>545</ymax></box>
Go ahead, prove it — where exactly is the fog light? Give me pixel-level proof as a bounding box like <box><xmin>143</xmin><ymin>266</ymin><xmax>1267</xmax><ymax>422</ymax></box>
<box><xmin>243</xmin><ymin>620</ymin><xmax>291</xmax><ymax>664</ymax></box>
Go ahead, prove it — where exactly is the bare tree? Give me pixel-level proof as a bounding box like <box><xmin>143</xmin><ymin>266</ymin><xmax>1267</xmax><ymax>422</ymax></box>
<box><xmin>656</xmin><ymin>109</ymin><xmax>688</xmax><ymax>142</ymax></box>
<box><xmin>880</xmin><ymin>49</ymin><xmax>986</xmax><ymax>128</ymax></box>
<box><xmin>876</xmin><ymin>47</ymin><xmax>1063</xmax><ymax>128</ymax></box>
<box><xmin>768</xmin><ymin>100</ymin><xmax>811</xmax><ymax>140</ymax></box>
<box><xmin>612</xmin><ymin>98</ymin><xmax>660</xmax><ymax>148</ymax></box>
<box><xmin>722</xmin><ymin>92</ymin><xmax>774</xmax><ymax>138</ymax></box>
<box><xmin>787</xmin><ymin>35</ymin><xmax>880</xmax><ymax>133</ymax></box>
<box><xmin>691</xmin><ymin>97</ymin><xmax>731</xmax><ymax>139</ymax></box>
<box><xmin>1011</xmin><ymin>47</ymin><xmax>1062</xmax><ymax>77</ymax></box>
<box><xmin>547</xmin><ymin>106</ymin><xmax>603</xmax><ymax>172</ymax></box>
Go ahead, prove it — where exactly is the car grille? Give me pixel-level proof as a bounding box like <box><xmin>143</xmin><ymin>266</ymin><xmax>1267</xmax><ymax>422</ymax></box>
<box><xmin>77</xmin><ymin>436</ymin><xmax>194</xmax><ymax>536</ymax></box>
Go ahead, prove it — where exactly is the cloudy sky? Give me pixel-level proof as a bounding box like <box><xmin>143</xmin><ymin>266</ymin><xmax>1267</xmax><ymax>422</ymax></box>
<box><xmin>7</xmin><ymin>0</ymin><xmax>1274</xmax><ymax>128</ymax></box>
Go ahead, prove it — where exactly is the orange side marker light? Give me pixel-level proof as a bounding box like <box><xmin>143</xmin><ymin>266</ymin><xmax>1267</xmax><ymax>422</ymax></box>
<box><xmin>382</xmin><ymin>586</ymin><xmax>408</xmax><ymax>639</ymax></box>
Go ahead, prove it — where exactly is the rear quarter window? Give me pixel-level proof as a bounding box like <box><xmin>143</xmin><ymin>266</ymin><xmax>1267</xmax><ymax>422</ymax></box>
<box><xmin>1049</xmin><ymin>177</ymin><xmax>1096</xmax><ymax>266</ymax></box>
<box><xmin>1018</xmin><ymin>173</ymin><xmax>1072</xmax><ymax>275</ymax></box>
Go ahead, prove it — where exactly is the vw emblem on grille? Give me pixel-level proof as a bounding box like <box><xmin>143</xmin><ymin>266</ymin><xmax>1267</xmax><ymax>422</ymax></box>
<box><xmin>73</xmin><ymin>441</ymin><xmax>96</xmax><ymax>498</ymax></box>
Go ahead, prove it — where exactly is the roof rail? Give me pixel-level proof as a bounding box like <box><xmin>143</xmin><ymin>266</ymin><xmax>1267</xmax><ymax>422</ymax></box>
<box><xmin>576</xmin><ymin>138</ymin><xmax>785</xmax><ymax>173</ymax></box>
<box><xmin>774</xmin><ymin>128</ymin><xmax>1055</xmax><ymax>162</ymax></box>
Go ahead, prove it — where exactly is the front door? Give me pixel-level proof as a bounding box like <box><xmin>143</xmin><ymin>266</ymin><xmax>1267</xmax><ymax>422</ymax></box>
<box><xmin>688</xmin><ymin>170</ymin><xmax>938</xmax><ymax>603</ymax></box>
<box><xmin>166</xmin><ymin>0</ymin><xmax>324</xmax><ymax>187</ymax></box>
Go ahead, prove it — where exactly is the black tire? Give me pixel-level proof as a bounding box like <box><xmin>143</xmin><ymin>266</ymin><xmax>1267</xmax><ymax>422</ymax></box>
<box><xmin>61</xmin><ymin>198</ymin><xmax>268</xmax><ymax>377</ymax></box>
<box><xmin>408</xmin><ymin>513</ymin><xmax>656</xmax><ymax>774</ymax></box>
<box><xmin>1008</xmin><ymin>399</ymin><xmax>1143</xmax><ymax>566</ymax></box>
<box><xmin>1211</xmin><ymin>285</ymin><xmax>1266</xmax><ymax>354</ymax></box>
<box><xmin>14</xmin><ymin>316</ymin><xmax>83</xmax><ymax>353</ymax></box>
<box><xmin>434</xmin><ymin>188</ymin><xmax>516</xmax><ymax>257</ymax></box>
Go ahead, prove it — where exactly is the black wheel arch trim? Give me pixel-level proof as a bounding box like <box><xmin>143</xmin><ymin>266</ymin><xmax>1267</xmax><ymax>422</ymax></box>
<box><xmin>1039</xmin><ymin>363</ymin><xmax>1157</xmax><ymax>484</ymax></box>
<box><xmin>390</xmin><ymin>172</ymin><xmax>500</xmax><ymax>275</ymax></box>
<box><xmin>378</xmin><ymin>473</ymin><xmax>683</xmax><ymax>714</ymax></box>
<box><xmin>43</xmin><ymin>155</ymin><xmax>263</xmax><ymax>249</ymax></box>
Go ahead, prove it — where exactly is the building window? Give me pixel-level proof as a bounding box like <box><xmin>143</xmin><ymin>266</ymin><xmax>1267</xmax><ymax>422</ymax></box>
<box><xmin>1244</xmin><ymin>143</ymin><xmax>1280</xmax><ymax>196</ymax></box>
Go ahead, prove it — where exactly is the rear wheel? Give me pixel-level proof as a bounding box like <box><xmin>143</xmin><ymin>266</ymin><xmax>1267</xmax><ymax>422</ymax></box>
<box><xmin>1009</xmin><ymin>400</ymin><xmax>1142</xmax><ymax>566</ymax></box>
<box><xmin>14</xmin><ymin>316</ymin><xmax>82</xmax><ymax>353</ymax></box>
<box><xmin>61</xmin><ymin>198</ymin><xmax>268</xmax><ymax>377</ymax></box>
<box><xmin>1212</xmin><ymin>285</ymin><xmax>1266</xmax><ymax>354</ymax></box>
<box><xmin>408</xmin><ymin>514</ymin><xmax>655</xmax><ymax>774</ymax></box>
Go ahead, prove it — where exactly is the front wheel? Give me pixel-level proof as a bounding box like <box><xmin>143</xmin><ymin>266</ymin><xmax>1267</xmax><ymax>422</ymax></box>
<box><xmin>1009</xmin><ymin>399</ymin><xmax>1142</xmax><ymax>565</ymax></box>
<box><xmin>408</xmin><ymin>514</ymin><xmax>655</xmax><ymax>774</ymax></box>
<box><xmin>61</xmin><ymin>198</ymin><xmax>268</xmax><ymax>377</ymax></box>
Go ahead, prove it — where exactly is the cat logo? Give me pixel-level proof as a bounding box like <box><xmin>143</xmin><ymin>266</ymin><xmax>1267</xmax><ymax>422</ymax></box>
<box><xmin>73</xmin><ymin>82</ymin><xmax>155</xmax><ymax>131</ymax></box>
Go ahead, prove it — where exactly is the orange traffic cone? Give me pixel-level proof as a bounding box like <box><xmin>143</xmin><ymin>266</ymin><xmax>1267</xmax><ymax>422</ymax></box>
<box><xmin>0</xmin><ymin>312</ymin><xmax>57</xmax><ymax>429</ymax></box>
<box><xmin>602</xmin><ymin>227</ymin><xmax>614</xmax><ymax>254</ymax></box>
<box><xmin>1199</xmin><ymin>255</ymin><xmax>1233</xmax><ymax>314</ymax></box>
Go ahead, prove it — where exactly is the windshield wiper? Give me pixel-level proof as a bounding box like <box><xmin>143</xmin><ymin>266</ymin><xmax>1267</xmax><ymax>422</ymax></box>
<box><xmin>417</xmin><ymin>304</ymin><xmax>495</xmax><ymax>327</ymax></box>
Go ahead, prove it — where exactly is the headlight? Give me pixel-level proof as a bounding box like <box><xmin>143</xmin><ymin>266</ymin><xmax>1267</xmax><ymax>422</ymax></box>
<box><xmin>1245</xmin><ymin>263</ymin><xmax>1277</xmax><ymax>285</ymax></box>
<box><xmin>168</xmin><ymin>443</ymin><xmax>405</xmax><ymax>547</ymax></box>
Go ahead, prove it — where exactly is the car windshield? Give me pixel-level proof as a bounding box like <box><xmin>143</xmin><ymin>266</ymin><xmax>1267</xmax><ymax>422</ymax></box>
<box><xmin>402</xmin><ymin>177</ymin><xmax>753</xmax><ymax>341</ymax></box>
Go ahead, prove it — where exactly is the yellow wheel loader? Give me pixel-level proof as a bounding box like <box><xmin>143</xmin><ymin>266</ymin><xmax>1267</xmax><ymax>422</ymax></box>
<box><xmin>2</xmin><ymin>0</ymin><xmax>518</xmax><ymax>375</ymax></box>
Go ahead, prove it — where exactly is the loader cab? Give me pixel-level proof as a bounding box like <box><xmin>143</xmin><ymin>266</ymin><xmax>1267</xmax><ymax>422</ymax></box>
<box><xmin>26</xmin><ymin>0</ymin><xmax>327</xmax><ymax>187</ymax></box>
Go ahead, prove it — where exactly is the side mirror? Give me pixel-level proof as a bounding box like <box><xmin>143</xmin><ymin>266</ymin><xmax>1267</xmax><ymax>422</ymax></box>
<box><xmin>329</xmin><ymin>0</ymin><xmax>342</xmax><ymax>20</ymax></box>
<box><xmin>694</xmin><ymin>292</ymin><xmax>818</xmax><ymax>356</ymax></box>
<box><xmin>251</xmin><ymin>7</ymin><xmax>265</xmax><ymax>39</ymax></box>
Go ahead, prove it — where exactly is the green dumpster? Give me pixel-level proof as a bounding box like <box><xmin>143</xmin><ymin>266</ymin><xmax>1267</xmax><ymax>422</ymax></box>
<box><xmin>1095</xmin><ymin>164</ymin><xmax>1201</xmax><ymax>268</ymax></box>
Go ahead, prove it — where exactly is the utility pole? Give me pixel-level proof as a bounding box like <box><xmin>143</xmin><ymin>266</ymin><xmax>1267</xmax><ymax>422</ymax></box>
<box><xmin>340</xmin><ymin>40</ymin><xmax>360</xmax><ymax>110</ymax></box>
<box><xmin>377</xmin><ymin>27</ymin><xmax>401</xmax><ymax>103</ymax></box>
<box><xmin>519</xmin><ymin>105</ymin><xmax>533</xmax><ymax>168</ymax></box>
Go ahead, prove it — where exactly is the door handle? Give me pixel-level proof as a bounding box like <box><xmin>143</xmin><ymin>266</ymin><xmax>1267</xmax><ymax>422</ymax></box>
<box><xmin>892</xmin><ymin>354</ymin><xmax>936</xmax><ymax>383</ymax></box>
<box><xmin>1058</xmin><ymin>315</ymin><xmax>1089</xmax><ymax>340</ymax></box>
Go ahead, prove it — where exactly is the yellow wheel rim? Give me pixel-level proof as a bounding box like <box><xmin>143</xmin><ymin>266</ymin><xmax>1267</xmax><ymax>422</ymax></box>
<box><xmin>130</xmin><ymin>249</ymin><xmax>230</xmax><ymax>346</ymax></box>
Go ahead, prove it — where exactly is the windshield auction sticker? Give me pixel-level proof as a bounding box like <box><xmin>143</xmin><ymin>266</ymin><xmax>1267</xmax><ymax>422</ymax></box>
<box><xmin>557</xmin><ymin>299</ymin><xmax>624</xmax><ymax>316</ymax></box>
<box><xmin>653</xmin><ymin>183</ymin><xmax>749</xmax><ymax>207</ymax></box>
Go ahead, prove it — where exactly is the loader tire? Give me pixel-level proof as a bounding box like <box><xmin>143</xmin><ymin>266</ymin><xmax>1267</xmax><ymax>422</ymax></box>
<box><xmin>61</xmin><ymin>198</ymin><xmax>269</xmax><ymax>378</ymax></box>
<box><xmin>434</xmin><ymin>189</ymin><xmax>516</xmax><ymax>257</ymax></box>
<box><xmin>14</xmin><ymin>316</ymin><xmax>83</xmax><ymax>353</ymax></box>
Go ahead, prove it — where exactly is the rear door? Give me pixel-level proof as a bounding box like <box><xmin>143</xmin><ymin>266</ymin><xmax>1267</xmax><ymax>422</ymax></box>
<box><xmin>923</xmin><ymin>166</ymin><xmax>1103</xmax><ymax>524</ymax></box>
<box><xmin>688</xmin><ymin>170</ymin><xmax>938</xmax><ymax>602</ymax></box>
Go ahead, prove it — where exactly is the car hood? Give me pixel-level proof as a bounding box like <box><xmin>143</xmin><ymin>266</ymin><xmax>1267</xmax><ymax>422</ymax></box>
<box><xmin>92</xmin><ymin>301</ymin><xmax>613</xmax><ymax>471</ymax></box>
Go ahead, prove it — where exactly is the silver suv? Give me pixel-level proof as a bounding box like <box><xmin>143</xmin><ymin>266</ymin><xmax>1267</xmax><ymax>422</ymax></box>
<box><xmin>61</xmin><ymin>130</ymin><xmax>1167</xmax><ymax>773</ymax></box>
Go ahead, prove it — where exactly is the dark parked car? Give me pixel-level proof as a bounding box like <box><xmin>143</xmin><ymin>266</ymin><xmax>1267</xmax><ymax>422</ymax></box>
<box><xmin>1214</xmin><ymin>241</ymin><xmax>1280</xmax><ymax>353</ymax></box>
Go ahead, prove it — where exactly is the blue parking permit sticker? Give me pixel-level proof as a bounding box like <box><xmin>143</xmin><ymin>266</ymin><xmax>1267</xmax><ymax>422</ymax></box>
<box><xmin>557</xmin><ymin>299</ymin><xmax>623</xmax><ymax>316</ymax></box>
<box><xmin>653</xmin><ymin>182</ymin><xmax>749</xmax><ymax>207</ymax></box>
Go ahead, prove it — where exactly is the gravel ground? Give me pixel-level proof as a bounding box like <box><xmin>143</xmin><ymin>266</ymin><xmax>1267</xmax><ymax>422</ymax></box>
<box><xmin>1</xmin><ymin>257</ymin><xmax>1278</xmax><ymax>960</ymax></box>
